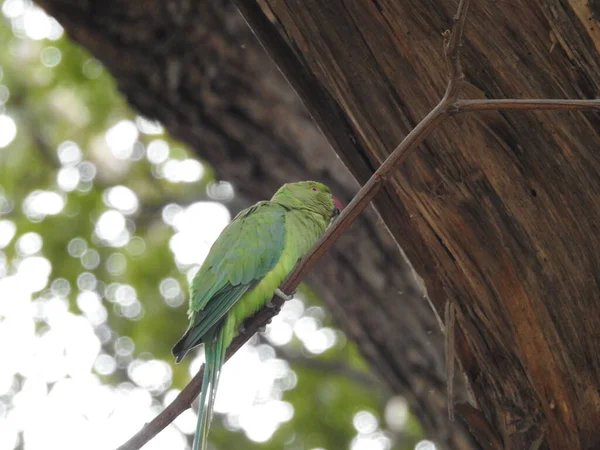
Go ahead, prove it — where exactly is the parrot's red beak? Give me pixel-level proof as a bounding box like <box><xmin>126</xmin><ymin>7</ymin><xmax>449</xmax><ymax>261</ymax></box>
<box><xmin>332</xmin><ymin>196</ymin><xmax>343</xmax><ymax>217</ymax></box>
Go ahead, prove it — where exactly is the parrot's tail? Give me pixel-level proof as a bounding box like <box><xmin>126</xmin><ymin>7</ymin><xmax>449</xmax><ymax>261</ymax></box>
<box><xmin>193</xmin><ymin>329</ymin><xmax>226</xmax><ymax>450</ymax></box>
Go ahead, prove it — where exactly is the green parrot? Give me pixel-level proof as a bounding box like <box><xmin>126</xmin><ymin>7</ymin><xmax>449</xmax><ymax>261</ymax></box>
<box><xmin>172</xmin><ymin>180</ymin><xmax>342</xmax><ymax>450</ymax></box>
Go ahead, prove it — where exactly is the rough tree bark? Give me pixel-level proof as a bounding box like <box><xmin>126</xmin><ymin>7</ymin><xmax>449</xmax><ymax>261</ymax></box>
<box><xmin>33</xmin><ymin>0</ymin><xmax>475</xmax><ymax>448</ymax></box>
<box><xmin>232</xmin><ymin>1</ymin><xmax>600</xmax><ymax>450</ymax></box>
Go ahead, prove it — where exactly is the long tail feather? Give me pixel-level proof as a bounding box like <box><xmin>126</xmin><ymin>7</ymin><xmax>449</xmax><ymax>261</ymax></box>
<box><xmin>193</xmin><ymin>331</ymin><xmax>227</xmax><ymax>450</ymax></box>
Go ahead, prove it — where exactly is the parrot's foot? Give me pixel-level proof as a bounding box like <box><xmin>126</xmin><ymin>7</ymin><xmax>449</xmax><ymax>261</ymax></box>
<box><xmin>266</xmin><ymin>301</ymin><xmax>280</xmax><ymax>312</ymax></box>
<box><xmin>258</xmin><ymin>326</ymin><xmax>267</xmax><ymax>332</ymax></box>
<box><xmin>239</xmin><ymin>324</ymin><xmax>247</xmax><ymax>334</ymax></box>
<box><xmin>274</xmin><ymin>288</ymin><xmax>295</xmax><ymax>302</ymax></box>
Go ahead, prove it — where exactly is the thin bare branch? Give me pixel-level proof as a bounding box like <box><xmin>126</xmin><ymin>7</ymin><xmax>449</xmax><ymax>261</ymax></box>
<box><xmin>444</xmin><ymin>301</ymin><xmax>456</xmax><ymax>422</ymax></box>
<box><xmin>453</xmin><ymin>98</ymin><xmax>600</xmax><ymax>112</ymax></box>
<box><xmin>443</xmin><ymin>0</ymin><xmax>472</xmax><ymax>99</ymax></box>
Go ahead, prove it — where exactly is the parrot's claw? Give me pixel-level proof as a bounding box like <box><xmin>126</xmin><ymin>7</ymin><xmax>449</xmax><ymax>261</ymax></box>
<box><xmin>266</xmin><ymin>301</ymin><xmax>280</xmax><ymax>311</ymax></box>
<box><xmin>274</xmin><ymin>288</ymin><xmax>294</xmax><ymax>302</ymax></box>
<box><xmin>258</xmin><ymin>326</ymin><xmax>266</xmax><ymax>332</ymax></box>
<box><xmin>239</xmin><ymin>324</ymin><xmax>247</xmax><ymax>334</ymax></box>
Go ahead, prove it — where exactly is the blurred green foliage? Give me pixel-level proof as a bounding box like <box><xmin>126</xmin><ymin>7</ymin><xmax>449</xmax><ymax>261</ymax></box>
<box><xmin>0</xmin><ymin>3</ymin><xmax>423</xmax><ymax>449</ymax></box>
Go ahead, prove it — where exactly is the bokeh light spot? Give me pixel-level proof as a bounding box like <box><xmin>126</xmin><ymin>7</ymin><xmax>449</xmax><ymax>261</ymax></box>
<box><xmin>206</xmin><ymin>180</ymin><xmax>234</xmax><ymax>202</ymax></box>
<box><xmin>159</xmin><ymin>278</ymin><xmax>184</xmax><ymax>308</ymax></box>
<box><xmin>106</xmin><ymin>253</ymin><xmax>126</xmax><ymax>276</ymax></box>
<box><xmin>94</xmin><ymin>354</ymin><xmax>116</xmax><ymax>376</ymax></box>
<box><xmin>41</xmin><ymin>46</ymin><xmax>61</xmax><ymax>67</ymax></box>
<box><xmin>77</xmin><ymin>272</ymin><xmax>97</xmax><ymax>291</ymax></box>
<box><xmin>0</xmin><ymin>85</ymin><xmax>10</xmax><ymax>104</ymax></box>
<box><xmin>81</xmin><ymin>249</ymin><xmax>100</xmax><ymax>270</ymax></box>
<box><xmin>415</xmin><ymin>440</ymin><xmax>437</xmax><ymax>450</ymax></box>
<box><xmin>146</xmin><ymin>139</ymin><xmax>169</xmax><ymax>164</ymax></box>
<box><xmin>385</xmin><ymin>396</ymin><xmax>409</xmax><ymax>432</ymax></box>
<box><xmin>77</xmin><ymin>161</ymin><xmax>97</xmax><ymax>182</ymax></box>
<box><xmin>0</xmin><ymin>115</ymin><xmax>17</xmax><ymax>148</ymax></box>
<box><xmin>82</xmin><ymin>59</ymin><xmax>102</xmax><ymax>79</ymax></box>
<box><xmin>51</xmin><ymin>278</ymin><xmax>70</xmax><ymax>297</ymax></box>
<box><xmin>16</xmin><ymin>232</ymin><xmax>42</xmax><ymax>255</ymax></box>
<box><xmin>23</xmin><ymin>190</ymin><xmax>64</xmax><ymax>219</ymax></box>
<box><xmin>161</xmin><ymin>159</ymin><xmax>204</xmax><ymax>183</ymax></box>
<box><xmin>0</xmin><ymin>220</ymin><xmax>16</xmax><ymax>249</ymax></box>
<box><xmin>57</xmin><ymin>141</ymin><xmax>82</xmax><ymax>165</ymax></box>
<box><xmin>2</xmin><ymin>0</ymin><xmax>25</xmax><ymax>19</ymax></box>
<box><xmin>67</xmin><ymin>237</ymin><xmax>87</xmax><ymax>258</ymax></box>
<box><xmin>103</xmin><ymin>186</ymin><xmax>139</xmax><ymax>215</ymax></box>
<box><xmin>105</xmin><ymin>120</ymin><xmax>138</xmax><ymax>160</ymax></box>
<box><xmin>95</xmin><ymin>210</ymin><xmax>127</xmax><ymax>244</ymax></box>
<box><xmin>136</xmin><ymin>116</ymin><xmax>163</xmax><ymax>135</ymax></box>
<box><xmin>22</xmin><ymin>6</ymin><xmax>51</xmax><ymax>40</ymax></box>
<box><xmin>77</xmin><ymin>291</ymin><xmax>107</xmax><ymax>325</ymax></box>
<box><xmin>17</xmin><ymin>256</ymin><xmax>51</xmax><ymax>292</ymax></box>
<box><xmin>353</xmin><ymin>410</ymin><xmax>378</xmax><ymax>434</ymax></box>
<box><xmin>125</xmin><ymin>237</ymin><xmax>145</xmax><ymax>256</ymax></box>
<box><xmin>57</xmin><ymin>166</ymin><xmax>80</xmax><ymax>191</ymax></box>
<box><xmin>127</xmin><ymin>359</ymin><xmax>172</xmax><ymax>394</ymax></box>
<box><xmin>115</xmin><ymin>336</ymin><xmax>135</xmax><ymax>356</ymax></box>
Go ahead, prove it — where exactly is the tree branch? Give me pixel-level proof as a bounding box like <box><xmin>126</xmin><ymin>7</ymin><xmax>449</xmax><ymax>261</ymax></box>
<box><xmin>443</xmin><ymin>0</ymin><xmax>471</xmax><ymax>98</ymax></box>
<box><xmin>453</xmin><ymin>98</ymin><xmax>600</xmax><ymax>112</ymax></box>
<box><xmin>116</xmin><ymin>1</ymin><xmax>473</xmax><ymax>449</ymax></box>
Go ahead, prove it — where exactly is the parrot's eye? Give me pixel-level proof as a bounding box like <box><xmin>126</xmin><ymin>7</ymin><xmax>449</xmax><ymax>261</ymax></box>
<box><xmin>311</xmin><ymin>187</ymin><xmax>319</xmax><ymax>192</ymax></box>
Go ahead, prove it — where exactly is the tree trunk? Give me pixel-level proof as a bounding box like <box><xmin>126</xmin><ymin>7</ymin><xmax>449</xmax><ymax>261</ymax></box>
<box><xmin>231</xmin><ymin>1</ymin><xmax>600</xmax><ymax>450</ymax></box>
<box><xmin>33</xmin><ymin>0</ymin><xmax>476</xmax><ymax>448</ymax></box>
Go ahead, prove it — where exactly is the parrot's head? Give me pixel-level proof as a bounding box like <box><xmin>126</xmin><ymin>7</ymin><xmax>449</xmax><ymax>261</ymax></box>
<box><xmin>272</xmin><ymin>181</ymin><xmax>342</xmax><ymax>221</ymax></box>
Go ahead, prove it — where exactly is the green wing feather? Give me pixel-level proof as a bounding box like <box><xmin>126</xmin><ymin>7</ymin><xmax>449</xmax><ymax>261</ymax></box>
<box><xmin>172</xmin><ymin>201</ymin><xmax>286</xmax><ymax>361</ymax></box>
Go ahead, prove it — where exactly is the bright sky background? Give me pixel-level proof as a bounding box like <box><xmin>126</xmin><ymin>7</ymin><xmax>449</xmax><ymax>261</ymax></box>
<box><xmin>0</xmin><ymin>1</ymin><xmax>437</xmax><ymax>449</ymax></box>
